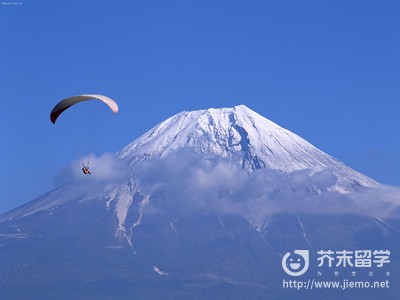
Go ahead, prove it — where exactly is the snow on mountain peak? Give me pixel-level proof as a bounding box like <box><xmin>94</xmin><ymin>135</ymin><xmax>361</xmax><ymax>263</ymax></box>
<box><xmin>119</xmin><ymin>104</ymin><xmax>287</xmax><ymax>162</ymax></box>
<box><xmin>118</xmin><ymin>105</ymin><xmax>377</xmax><ymax>189</ymax></box>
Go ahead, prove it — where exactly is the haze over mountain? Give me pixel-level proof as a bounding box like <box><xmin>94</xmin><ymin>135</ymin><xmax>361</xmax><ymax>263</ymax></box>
<box><xmin>1</xmin><ymin>105</ymin><xmax>400</xmax><ymax>299</ymax></box>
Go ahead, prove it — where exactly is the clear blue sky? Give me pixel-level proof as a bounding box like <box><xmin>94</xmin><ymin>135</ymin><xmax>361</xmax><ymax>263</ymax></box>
<box><xmin>1</xmin><ymin>0</ymin><xmax>399</xmax><ymax>213</ymax></box>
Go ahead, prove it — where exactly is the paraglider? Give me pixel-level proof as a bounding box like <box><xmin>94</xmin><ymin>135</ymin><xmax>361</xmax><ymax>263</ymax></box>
<box><xmin>50</xmin><ymin>94</ymin><xmax>118</xmax><ymax>124</ymax></box>
<box><xmin>50</xmin><ymin>94</ymin><xmax>118</xmax><ymax>175</ymax></box>
<box><xmin>82</xmin><ymin>163</ymin><xmax>91</xmax><ymax>175</ymax></box>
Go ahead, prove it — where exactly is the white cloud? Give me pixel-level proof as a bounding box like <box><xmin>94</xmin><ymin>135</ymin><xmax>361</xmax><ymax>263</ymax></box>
<box><xmin>55</xmin><ymin>152</ymin><xmax>128</xmax><ymax>185</ymax></box>
<box><xmin>53</xmin><ymin>150</ymin><xmax>400</xmax><ymax>224</ymax></box>
<box><xmin>132</xmin><ymin>150</ymin><xmax>400</xmax><ymax>224</ymax></box>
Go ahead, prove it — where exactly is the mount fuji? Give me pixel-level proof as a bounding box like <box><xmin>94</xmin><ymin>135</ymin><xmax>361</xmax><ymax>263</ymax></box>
<box><xmin>1</xmin><ymin>105</ymin><xmax>400</xmax><ymax>299</ymax></box>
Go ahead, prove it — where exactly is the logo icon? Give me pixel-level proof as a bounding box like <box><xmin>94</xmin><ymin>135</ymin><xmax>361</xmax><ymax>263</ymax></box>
<box><xmin>282</xmin><ymin>250</ymin><xmax>309</xmax><ymax>276</ymax></box>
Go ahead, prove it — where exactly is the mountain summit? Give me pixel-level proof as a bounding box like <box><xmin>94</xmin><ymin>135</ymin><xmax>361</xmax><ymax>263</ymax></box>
<box><xmin>119</xmin><ymin>105</ymin><xmax>377</xmax><ymax>190</ymax></box>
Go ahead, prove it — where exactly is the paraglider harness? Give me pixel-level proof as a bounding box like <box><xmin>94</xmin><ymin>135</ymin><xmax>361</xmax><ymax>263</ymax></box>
<box><xmin>82</xmin><ymin>162</ymin><xmax>91</xmax><ymax>175</ymax></box>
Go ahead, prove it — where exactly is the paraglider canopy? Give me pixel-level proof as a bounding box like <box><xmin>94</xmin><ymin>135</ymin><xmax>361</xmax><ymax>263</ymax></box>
<box><xmin>50</xmin><ymin>94</ymin><xmax>118</xmax><ymax>124</ymax></box>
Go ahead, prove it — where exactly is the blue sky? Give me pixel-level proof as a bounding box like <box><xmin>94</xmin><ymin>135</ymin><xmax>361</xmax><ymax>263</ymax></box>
<box><xmin>0</xmin><ymin>0</ymin><xmax>399</xmax><ymax>213</ymax></box>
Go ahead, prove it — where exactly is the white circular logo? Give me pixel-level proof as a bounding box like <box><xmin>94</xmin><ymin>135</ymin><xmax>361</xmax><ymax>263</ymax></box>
<box><xmin>282</xmin><ymin>250</ymin><xmax>310</xmax><ymax>276</ymax></box>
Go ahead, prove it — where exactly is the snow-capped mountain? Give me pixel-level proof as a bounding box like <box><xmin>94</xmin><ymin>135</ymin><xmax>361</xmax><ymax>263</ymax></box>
<box><xmin>119</xmin><ymin>105</ymin><xmax>377</xmax><ymax>190</ymax></box>
<box><xmin>1</xmin><ymin>105</ymin><xmax>399</xmax><ymax>300</ymax></box>
<box><xmin>0</xmin><ymin>105</ymin><xmax>381</xmax><ymax>224</ymax></box>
